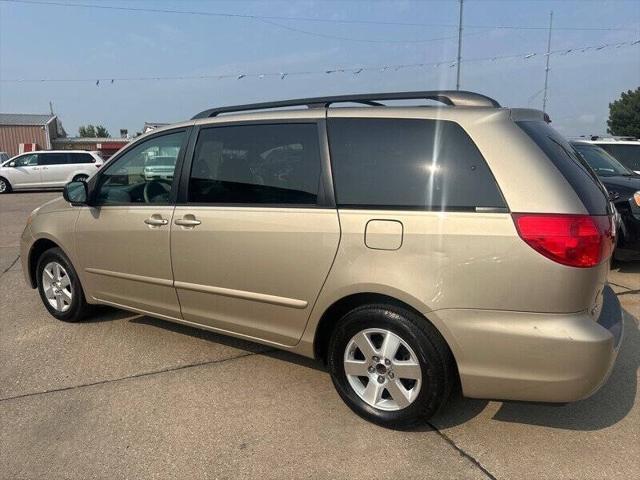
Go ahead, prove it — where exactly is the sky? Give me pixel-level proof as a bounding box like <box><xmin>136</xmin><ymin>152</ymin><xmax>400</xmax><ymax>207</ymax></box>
<box><xmin>0</xmin><ymin>0</ymin><xmax>638</xmax><ymax>138</ymax></box>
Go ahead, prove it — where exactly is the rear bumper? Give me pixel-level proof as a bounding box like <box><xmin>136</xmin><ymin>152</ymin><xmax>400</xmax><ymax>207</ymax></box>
<box><xmin>435</xmin><ymin>286</ymin><xmax>623</xmax><ymax>402</ymax></box>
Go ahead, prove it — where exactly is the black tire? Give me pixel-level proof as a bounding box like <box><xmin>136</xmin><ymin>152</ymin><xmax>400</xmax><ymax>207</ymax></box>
<box><xmin>36</xmin><ymin>247</ymin><xmax>91</xmax><ymax>322</ymax></box>
<box><xmin>0</xmin><ymin>176</ymin><xmax>11</xmax><ymax>193</ymax></box>
<box><xmin>328</xmin><ymin>304</ymin><xmax>456</xmax><ymax>429</ymax></box>
<box><xmin>72</xmin><ymin>174</ymin><xmax>89</xmax><ymax>182</ymax></box>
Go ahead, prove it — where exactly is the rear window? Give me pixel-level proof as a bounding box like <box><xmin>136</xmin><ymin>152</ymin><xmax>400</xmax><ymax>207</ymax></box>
<box><xmin>327</xmin><ymin>118</ymin><xmax>506</xmax><ymax>211</ymax></box>
<box><xmin>597</xmin><ymin>144</ymin><xmax>640</xmax><ymax>172</ymax></box>
<box><xmin>516</xmin><ymin>121</ymin><xmax>609</xmax><ymax>215</ymax></box>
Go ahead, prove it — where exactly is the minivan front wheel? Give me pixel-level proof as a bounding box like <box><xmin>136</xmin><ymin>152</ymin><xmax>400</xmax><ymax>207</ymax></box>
<box><xmin>0</xmin><ymin>177</ymin><xmax>11</xmax><ymax>193</ymax></box>
<box><xmin>328</xmin><ymin>304</ymin><xmax>455</xmax><ymax>429</ymax></box>
<box><xmin>36</xmin><ymin>247</ymin><xmax>91</xmax><ymax>322</ymax></box>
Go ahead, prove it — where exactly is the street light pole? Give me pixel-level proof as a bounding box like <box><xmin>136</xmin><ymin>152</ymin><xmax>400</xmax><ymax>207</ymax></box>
<box><xmin>542</xmin><ymin>10</ymin><xmax>553</xmax><ymax>112</ymax></box>
<box><xmin>456</xmin><ymin>0</ymin><xmax>464</xmax><ymax>90</ymax></box>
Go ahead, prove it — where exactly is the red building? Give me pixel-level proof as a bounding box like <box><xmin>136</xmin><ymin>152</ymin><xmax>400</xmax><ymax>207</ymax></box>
<box><xmin>0</xmin><ymin>113</ymin><xmax>66</xmax><ymax>157</ymax></box>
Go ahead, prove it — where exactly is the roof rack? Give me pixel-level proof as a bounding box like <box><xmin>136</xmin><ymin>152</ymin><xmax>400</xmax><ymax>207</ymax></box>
<box><xmin>191</xmin><ymin>90</ymin><xmax>501</xmax><ymax>119</ymax></box>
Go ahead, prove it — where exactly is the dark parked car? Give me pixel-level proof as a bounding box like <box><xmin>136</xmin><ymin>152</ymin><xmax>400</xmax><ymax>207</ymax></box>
<box><xmin>572</xmin><ymin>141</ymin><xmax>640</xmax><ymax>256</ymax></box>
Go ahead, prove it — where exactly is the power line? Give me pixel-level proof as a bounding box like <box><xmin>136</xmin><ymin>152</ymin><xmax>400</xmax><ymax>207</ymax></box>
<box><xmin>0</xmin><ymin>0</ymin><xmax>635</xmax><ymax>32</ymax></box>
<box><xmin>255</xmin><ymin>18</ymin><xmax>486</xmax><ymax>44</ymax></box>
<box><xmin>2</xmin><ymin>39</ymin><xmax>637</xmax><ymax>85</ymax></box>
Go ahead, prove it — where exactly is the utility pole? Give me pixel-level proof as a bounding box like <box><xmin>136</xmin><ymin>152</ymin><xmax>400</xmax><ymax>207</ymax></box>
<box><xmin>542</xmin><ymin>11</ymin><xmax>553</xmax><ymax>112</ymax></box>
<box><xmin>456</xmin><ymin>0</ymin><xmax>464</xmax><ymax>90</ymax></box>
<box><xmin>49</xmin><ymin>101</ymin><xmax>54</xmax><ymax>115</ymax></box>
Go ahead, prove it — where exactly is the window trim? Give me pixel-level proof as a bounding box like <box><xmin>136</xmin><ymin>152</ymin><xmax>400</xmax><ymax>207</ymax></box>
<box><xmin>176</xmin><ymin>119</ymin><xmax>334</xmax><ymax>209</ymax></box>
<box><xmin>88</xmin><ymin>127</ymin><xmax>192</xmax><ymax>207</ymax></box>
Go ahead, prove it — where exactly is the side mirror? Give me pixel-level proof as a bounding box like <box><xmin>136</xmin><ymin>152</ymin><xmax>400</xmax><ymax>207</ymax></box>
<box><xmin>63</xmin><ymin>181</ymin><xmax>88</xmax><ymax>205</ymax></box>
<box><xmin>8</xmin><ymin>161</ymin><xmax>16</xmax><ymax>167</ymax></box>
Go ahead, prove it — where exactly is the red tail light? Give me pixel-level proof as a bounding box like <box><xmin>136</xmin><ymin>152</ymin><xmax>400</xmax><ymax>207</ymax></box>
<box><xmin>512</xmin><ymin>214</ymin><xmax>614</xmax><ymax>268</ymax></box>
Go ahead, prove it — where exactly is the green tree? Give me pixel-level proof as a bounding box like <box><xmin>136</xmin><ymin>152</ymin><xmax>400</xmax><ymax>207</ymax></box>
<box><xmin>78</xmin><ymin>124</ymin><xmax>96</xmax><ymax>137</ymax></box>
<box><xmin>95</xmin><ymin>125</ymin><xmax>110</xmax><ymax>137</ymax></box>
<box><xmin>607</xmin><ymin>88</ymin><xmax>640</xmax><ymax>138</ymax></box>
<box><xmin>78</xmin><ymin>124</ymin><xmax>110</xmax><ymax>138</ymax></box>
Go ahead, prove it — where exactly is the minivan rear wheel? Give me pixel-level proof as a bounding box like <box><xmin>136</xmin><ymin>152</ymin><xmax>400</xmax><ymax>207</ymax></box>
<box><xmin>36</xmin><ymin>247</ymin><xmax>91</xmax><ymax>322</ymax></box>
<box><xmin>328</xmin><ymin>304</ymin><xmax>455</xmax><ymax>429</ymax></box>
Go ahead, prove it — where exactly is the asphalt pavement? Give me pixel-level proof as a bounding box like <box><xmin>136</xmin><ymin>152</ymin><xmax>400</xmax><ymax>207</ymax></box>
<box><xmin>1</xmin><ymin>192</ymin><xmax>638</xmax><ymax>479</ymax></box>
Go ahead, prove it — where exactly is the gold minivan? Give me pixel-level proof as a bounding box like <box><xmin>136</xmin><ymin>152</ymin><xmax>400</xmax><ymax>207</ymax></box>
<box><xmin>21</xmin><ymin>91</ymin><xmax>623</xmax><ymax>428</ymax></box>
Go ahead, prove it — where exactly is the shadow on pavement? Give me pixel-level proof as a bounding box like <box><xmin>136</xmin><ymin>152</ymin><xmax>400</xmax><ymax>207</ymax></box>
<box><xmin>87</xmin><ymin>302</ymin><xmax>638</xmax><ymax>432</ymax></box>
<box><xmin>434</xmin><ymin>309</ymin><xmax>638</xmax><ymax>431</ymax></box>
<box><xmin>83</xmin><ymin>306</ymin><xmax>328</xmax><ymax>371</ymax></box>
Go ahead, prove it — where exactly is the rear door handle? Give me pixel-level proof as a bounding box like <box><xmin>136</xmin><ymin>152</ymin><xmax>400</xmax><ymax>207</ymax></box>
<box><xmin>144</xmin><ymin>216</ymin><xmax>169</xmax><ymax>226</ymax></box>
<box><xmin>174</xmin><ymin>215</ymin><xmax>201</xmax><ymax>227</ymax></box>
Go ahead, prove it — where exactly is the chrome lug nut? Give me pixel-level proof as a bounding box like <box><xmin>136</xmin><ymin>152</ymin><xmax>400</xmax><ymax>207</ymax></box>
<box><xmin>388</xmin><ymin>372</ymin><xmax>395</xmax><ymax>379</ymax></box>
<box><xmin>384</xmin><ymin>358</ymin><xmax>391</xmax><ymax>366</ymax></box>
<box><xmin>377</xmin><ymin>375</ymin><xmax>385</xmax><ymax>384</ymax></box>
<box><xmin>372</xmin><ymin>356</ymin><xmax>380</xmax><ymax>362</ymax></box>
<box><xmin>368</xmin><ymin>366</ymin><xmax>375</xmax><ymax>373</ymax></box>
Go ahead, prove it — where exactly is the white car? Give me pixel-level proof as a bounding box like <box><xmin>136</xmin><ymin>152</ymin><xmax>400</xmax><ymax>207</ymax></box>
<box><xmin>577</xmin><ymin>137</ymin><xmax>640</xmax><ymax>175</ymax></box>
<box><xmin>0</xmin><ymin>150</ymin><xmax>103</xmax><ymax>193</ymax></box>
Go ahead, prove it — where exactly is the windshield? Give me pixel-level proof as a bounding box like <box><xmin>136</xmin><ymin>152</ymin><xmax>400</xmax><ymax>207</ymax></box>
<box><xmin>571</xmin><ymin>143</ymin><xmax>632</xmax><ymax>176</ymax></box>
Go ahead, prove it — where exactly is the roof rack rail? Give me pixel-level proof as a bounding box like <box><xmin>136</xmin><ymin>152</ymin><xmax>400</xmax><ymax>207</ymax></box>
<box><xmin>191</xmin><ymin>90</ymin><xmax>501</xmax><ymax>119</ymax></box>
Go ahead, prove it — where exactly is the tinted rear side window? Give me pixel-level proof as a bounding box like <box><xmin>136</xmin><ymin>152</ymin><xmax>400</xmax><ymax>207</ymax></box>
<box><xmin>69</xmin><ymin>152</ymin><xmax>96</xmax><ymax>164</ymax></box>
<box><xmin>189</xmin><ymin>123</ymin><xmax>321</xmax><ymax>205</ymax></box>
<box><xmin>517</xmin><ymin>121</ymin><xmax>609</xmax><ymax>215</ymax></box>
<box><xmin>39</xmin><ymin>153</ymin><xmax>69</xmax><ymax>165</ymax></box>
<box><xmin>327</xmin><ymin>118</ymin><xmax>506</xmax><ymax>211</ymax></box>
<box><xmin>598</xmin><ymin>144</ymin><xmax>640</xmax><ymax>172</ymax></box>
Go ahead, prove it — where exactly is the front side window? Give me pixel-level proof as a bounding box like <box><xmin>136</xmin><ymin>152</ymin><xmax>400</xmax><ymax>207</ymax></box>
<box><xmin>94</xmin><ymin>131</ymin><xmax>185</xmax><ymax>205</ymax></box>
<box><xmin>189</xmin><ymin>123</ymin><xmax>321</xmax><ymax>205</ymax></box>
<box><xmin>39</xmin><ymin>153</ymin><xmax>69</xmax><ymax>166</ymax></box>
<box><xmin>328</xmin><ymin>118</ymin><xmax>506</xmax><ymax>210</ymax></box>
<box><xmin>13</xmin><ymin>154</ymin><xmax>39</xmax><ymax>167</ymax></box>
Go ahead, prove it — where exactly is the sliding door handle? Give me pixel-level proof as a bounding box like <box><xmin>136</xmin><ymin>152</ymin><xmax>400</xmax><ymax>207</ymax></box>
<box><xmin>174</xmin><ymin>216</ymin><xmax>201</xmax><ymax>227</ymax></box>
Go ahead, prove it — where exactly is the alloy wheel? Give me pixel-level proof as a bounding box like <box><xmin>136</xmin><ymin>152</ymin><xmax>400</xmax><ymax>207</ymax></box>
<box><xmin>42</xmin><ymin>261</ymin><xmax>73</xmax><ymax>312</ymax></box>
<box><xmin>343</xmin><ymin>328</ymin><xmax>422</xmax><ymax>411</ymax></box>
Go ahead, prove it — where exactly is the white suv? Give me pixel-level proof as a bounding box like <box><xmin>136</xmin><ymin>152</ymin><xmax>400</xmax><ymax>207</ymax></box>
<box><xmin>578</xmin><ymin>137</ymin><xmax>640</xmax><ymax>175</ymax></box>
<box><xmin>0</xmin><ymin>150</ymin><xmax>103</xmax><ymax>193</ymax></box>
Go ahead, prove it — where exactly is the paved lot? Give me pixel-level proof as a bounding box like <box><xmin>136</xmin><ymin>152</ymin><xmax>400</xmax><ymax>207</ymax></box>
<box><xmin>1</xmin><ymin>192</ymin><xmax>638</xmax><ymax>479</ymax></box>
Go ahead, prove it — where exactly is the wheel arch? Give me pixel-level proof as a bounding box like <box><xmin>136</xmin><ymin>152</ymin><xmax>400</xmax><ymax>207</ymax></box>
<box><xmin>312</xmin><ymin>292</ymin><xmax>461</xmax><ymax>382</ymax></box>
<box><xmin>27</xmin><ymin>238</ymin><xmax>61</xmax><ymax>288</ymax></box>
